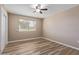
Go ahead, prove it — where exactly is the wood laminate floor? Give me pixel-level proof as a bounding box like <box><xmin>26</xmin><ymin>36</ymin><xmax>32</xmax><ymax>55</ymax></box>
<box><xmin>3</xmin><ymin>38</ymin><xmax>79</xmax><ymax>55</ymax></box>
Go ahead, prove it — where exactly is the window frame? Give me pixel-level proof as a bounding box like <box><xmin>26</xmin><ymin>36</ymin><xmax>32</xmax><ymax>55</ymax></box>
<box><xmin>17</xmin><ymin>19</ymin><xmax>36</xmax><ymax>32</ymax></box>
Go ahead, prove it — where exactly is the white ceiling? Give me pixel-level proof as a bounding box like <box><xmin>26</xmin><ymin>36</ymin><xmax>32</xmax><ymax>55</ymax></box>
<box><xmin>4</xmin><ymin>4</ymin><xmax>78</xmax><ymax>18</ymax></box>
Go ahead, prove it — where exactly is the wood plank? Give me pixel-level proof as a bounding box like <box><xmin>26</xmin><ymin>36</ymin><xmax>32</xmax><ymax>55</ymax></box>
<box><xmin>2</xmin><ymin>38</ymin><xmax>79</xmax><ymax>55</ymax></box>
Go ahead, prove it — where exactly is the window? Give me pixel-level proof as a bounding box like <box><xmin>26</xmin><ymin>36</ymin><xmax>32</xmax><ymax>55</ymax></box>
<box><xmin>18</xmin><ymin>19</ymin><xmax>36</xmax><ymax>32</ymax></box>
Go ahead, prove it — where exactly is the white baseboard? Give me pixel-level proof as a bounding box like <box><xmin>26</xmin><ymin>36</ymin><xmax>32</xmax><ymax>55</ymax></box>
<box><xmin>8</xmin><ymin>37</ymin><xmax>42</xmax><ymax>43</ymax></box>
<box><xmin>8</xmin><ymin>37</ymin><xmax>79</xmax><ymax>51</ymax></box>
<box><xmin>43</xmin><ymin>37</ymin><xmax>79</xmax><ymax>51</ymax></box>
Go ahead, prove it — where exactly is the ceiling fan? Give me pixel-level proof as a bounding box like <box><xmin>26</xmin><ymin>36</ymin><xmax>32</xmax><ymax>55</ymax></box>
<box><xmin>32</xmin><ymin>4</ymin><xmax>48</xmax><ymax>14</ymax></box>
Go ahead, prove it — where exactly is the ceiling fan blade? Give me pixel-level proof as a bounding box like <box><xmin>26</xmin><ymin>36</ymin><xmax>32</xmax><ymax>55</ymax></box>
<box><xmin>41</xmin><ymin>8</ymin><xmax>48</xmax><ymax>10</ymax></box>
<box><xmin>40</xmin><ymin>11</ymin><xmax>42</xmax><ymax>14</ymax></box>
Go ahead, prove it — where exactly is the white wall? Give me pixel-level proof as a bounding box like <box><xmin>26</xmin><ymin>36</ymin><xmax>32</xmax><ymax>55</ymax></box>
<box><xmin>43</xmin><ymin>6</ymin><xmax>79</xmax><ymax>49</ymax></box>
<box><xmin>0</xmin><ymin>5</ymin><xmax>1</xmax><ymax>54</ymax></box>
<box><xmin>0</xmin><ymin>5</ymin><xmax>8</xmax><ymax>54</ymax></box>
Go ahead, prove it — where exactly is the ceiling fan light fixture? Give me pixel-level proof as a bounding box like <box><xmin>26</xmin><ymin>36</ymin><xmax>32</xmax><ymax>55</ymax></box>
<box><xmin>31</xmin><ymin>4</ymin><xmax>47</xmax><ymax>9</ymax></box>
<box><xmin>36</xmin><ymin>9</ymin><xmax>40</xmax><ymax>12</ymax></box>
<box><xmin>32</xmin><ymin>4</ymin><xmax>38</xmax><ymax>9</ymax></box>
